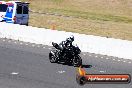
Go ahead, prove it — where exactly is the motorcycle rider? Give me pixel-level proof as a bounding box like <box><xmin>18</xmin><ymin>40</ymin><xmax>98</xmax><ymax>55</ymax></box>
<box><xmin>60</xmin><ymin>35</ymin><xmax>74</xmax><ymax>49</ymax></box>
<box><xmin>49</xmin><ymin>35</ymin><xmax>82</xmax><ymax>66</ymax></box>
<box><xmin>59</xmin><ymin>35</ymin><xmax>74</xmax><ymax>57</ymax></box>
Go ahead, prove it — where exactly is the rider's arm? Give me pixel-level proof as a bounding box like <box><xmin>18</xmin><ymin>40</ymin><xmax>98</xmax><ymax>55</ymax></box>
<box><xmin>59</xmin><ymin>41</ymin><xmax>66</xmax><ymax>47</ymax></box>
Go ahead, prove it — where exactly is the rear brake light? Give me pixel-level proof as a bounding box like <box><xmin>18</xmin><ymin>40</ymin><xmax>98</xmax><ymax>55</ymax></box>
<box><xmin>6</xmin><ymin>3</ymin><xmax>13</xmax><ymax>6</ymax></box>
<box><xmin>13</xmin><ymin>16</ymin><xmax>16</xmax><ymax>21</ymax></box>
<box><xmin>0</xmin><ymin>2</ymin><xmax>2</xmax><ymax>4</ymax></box>
<box><xmin>1</xmin><ymin>15</ymin><xmax>4</xmax><ymax>18</ymax></box>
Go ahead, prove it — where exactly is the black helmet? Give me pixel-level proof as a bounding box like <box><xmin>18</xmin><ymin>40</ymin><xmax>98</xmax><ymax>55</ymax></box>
<box><xmin>66</xmin><ymin>38</ymin><xmax>71</xmax><ymax>42</ymax></box>
<box><xmin>70</xmin><ymin>35</ymin><xmax>74</xmax><ymax>41</ymax></box>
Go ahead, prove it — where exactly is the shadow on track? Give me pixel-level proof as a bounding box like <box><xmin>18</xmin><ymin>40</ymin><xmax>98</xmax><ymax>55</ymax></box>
<box><xmin>56</xmin><ymin>62</ymin><xmax>92</xmax><ymax>68</ymax></box>
<box><xmin>81</xmin><ymin>64</ymin><xmax>92</xmax><ymax>68</ymax></box>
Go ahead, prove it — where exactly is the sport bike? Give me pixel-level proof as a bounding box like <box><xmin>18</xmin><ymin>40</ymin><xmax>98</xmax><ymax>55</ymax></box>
<box><xmin>49</xmin><ymin>42</ymin><xmax>82</xmax><ymax>67</ymax></box>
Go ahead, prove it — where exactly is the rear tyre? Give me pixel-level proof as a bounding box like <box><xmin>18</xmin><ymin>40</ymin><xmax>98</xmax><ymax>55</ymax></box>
<box><xmin>72</xmin><ymin>55</ymin><xmax>82</xmax><ymax>67</ymax></box>
<box><xmin>49</xmin><ymin>50</ymin><xmax>58</xmax><ymax>63</ymax></box>
<box><xmin>1</xmin><ymin>20</ymin><xmax>6</xmax><ymax>22</ymax></box>
<box><xmin>26</xmin><ymin>23</ymin><xmax>28</xmax><ymax>26</ymax></box>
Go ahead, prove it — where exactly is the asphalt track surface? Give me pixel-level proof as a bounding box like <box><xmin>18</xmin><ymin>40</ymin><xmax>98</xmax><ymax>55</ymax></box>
<box><xmin>0</xmin><ymin>38</ymin><xmax>132</xmax><ymax>88</ymax></box>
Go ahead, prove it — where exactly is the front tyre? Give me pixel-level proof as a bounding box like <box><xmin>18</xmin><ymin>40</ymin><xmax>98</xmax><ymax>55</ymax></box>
<box><xmin>49</xmin><ymin>50</ymin><xmax>58</xmax><ymax>63</ymax></box>
<box><xmin>72</xmin><ymin>55</ymin><xmax>82</xmax><ymax>67</ymax></box>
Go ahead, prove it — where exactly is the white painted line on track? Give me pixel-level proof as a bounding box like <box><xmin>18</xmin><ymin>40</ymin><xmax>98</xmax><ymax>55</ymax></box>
<box><xmin>11</xmin><ymin>72</ymin><xmax>19</xmax><ymax>75</ymax></box>
<box><xmin>20</xmin><ymin>43</ymin><xmax>23</xmax><ymax>45</ymax></box>
<box><xmin>14</xmin><ymin>42</ymin><xmax>17</xmax><ymax>44</ymax></box>
<box><xmin>128</xmin><ymin>62</ymin><xmax>131</xmax><ymax>64</ymax></box>
<box><xmin>43</xmin><ymin>47</ymin><xmax>45</xmax><ymax>48</ymax></box>
<box><xmin>32</xmin><ymin>45</ymin><xmax>35</xmax><ymax>47</ymax></box>
<box><xmin>83</xmin><ymin>54</ymin><xmax>86</xmax><ymax>56</ymax></box>
<box><xmin>101</xmin><ymin>57</ymin><xmax>103</xmax><ymax>58</ymax></box>
<box><xmin>106</xmin><ymin>58</ymin><xmax>109</xmax><ymax>59</ymax></box>
<box><xmin>95</xmin><ymin>56</ymin><xmax>98</xmax><ymax>58</ymax></box>
<box><xmin>123</xmin><ymin>61</ymin><xmax>126</xmax><ymax>62</ymax></box>
<box><xmin>118</xmin><ymin>60</ymin><xmax>121</xmax><ymax>61</ymax></box>
<box><xmin>3</xmin><ymin>40</ymin><xmax>5</xmax><ymax>41</ymax></box>
<box><xmin>100</xmin><ymin>71</ymin><xmax>105</xmax><ymax>73</ymax></box>
<box><xmin>113</xmin><ymin>59</ymin><xmax>115</xmax><ymax>60</ymax></box>
<box><xmin>57</xmin><ymin>71</ymin><xmax>65</xmax><ymax>74</ymax></box>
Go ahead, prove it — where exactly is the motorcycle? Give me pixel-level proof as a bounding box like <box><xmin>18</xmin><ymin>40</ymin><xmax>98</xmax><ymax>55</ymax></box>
<box><xmin>49</xmin><ymin>42</ymin><xmax>82</xmax><ymax>67</ymax></box>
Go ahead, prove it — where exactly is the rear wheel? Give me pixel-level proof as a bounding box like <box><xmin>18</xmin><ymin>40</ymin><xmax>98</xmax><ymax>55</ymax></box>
<box><xmin>72</xmin><ymin>55</ymin><xmax>82</xmax><ymax>67</ymax></box>
<box><xmin>1</xmin><ymin>20</ymin><xmax>6</xmax><ymax>22</ymax></box>
<box><xmin>26</xmin><ymin>23</ymin><xmax>28</xmax><ymax>26</ymax></box>
<box><xmin>49</xmin><ymin>50</ymin><xmax>58</xmax><ymax>63</ymax></box>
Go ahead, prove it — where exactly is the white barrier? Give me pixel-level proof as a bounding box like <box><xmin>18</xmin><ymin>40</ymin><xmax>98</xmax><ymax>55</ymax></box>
<box><xmin>0</xmin><ymin>22</ymin><xmax>132</xmax><ymax>60</ymax></box>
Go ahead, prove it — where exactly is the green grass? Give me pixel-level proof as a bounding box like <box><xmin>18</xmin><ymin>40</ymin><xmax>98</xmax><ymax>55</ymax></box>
<box><xmin>45</xmin><ymin>8</ymin><xmax>132</xmax><ymax>23</ymax></box>
<box><xmin>21</xmin><ymin>0</ymin><xmax>132</xmax><ymax>40</ymax></box>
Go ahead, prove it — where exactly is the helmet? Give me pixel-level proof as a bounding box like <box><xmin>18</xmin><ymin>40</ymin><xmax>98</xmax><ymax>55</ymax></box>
<box><xmin>65</xmin><ymin>35</ymin><xmax>74</xmax><ymax>46</ymax></box>
<box><xmin>66</xmin><ymin>38</ymin><xmax>71</xmax><ymax>42</ymax></box>
<box><xmin>70</xmin><ymin>35</ymin><xmax>74</xmax><ymax>41</ymax></box>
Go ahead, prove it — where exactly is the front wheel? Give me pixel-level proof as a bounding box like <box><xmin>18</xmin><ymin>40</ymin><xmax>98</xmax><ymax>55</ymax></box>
<box><xmin>49</xmin><ymin>50</ymin><xmax>58</xmax><ymax>63</ymax></box>
<box><xmin>72</xmin><ymin>55</ymin><xmax>82</xmax><ymax>67</ymax></box>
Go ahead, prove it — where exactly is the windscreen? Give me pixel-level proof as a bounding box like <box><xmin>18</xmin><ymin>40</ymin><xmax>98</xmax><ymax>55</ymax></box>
<box><xmin>0</xmin><ymin>4</ymin><xmax>8</xmax><ymax>12</ymax></box>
